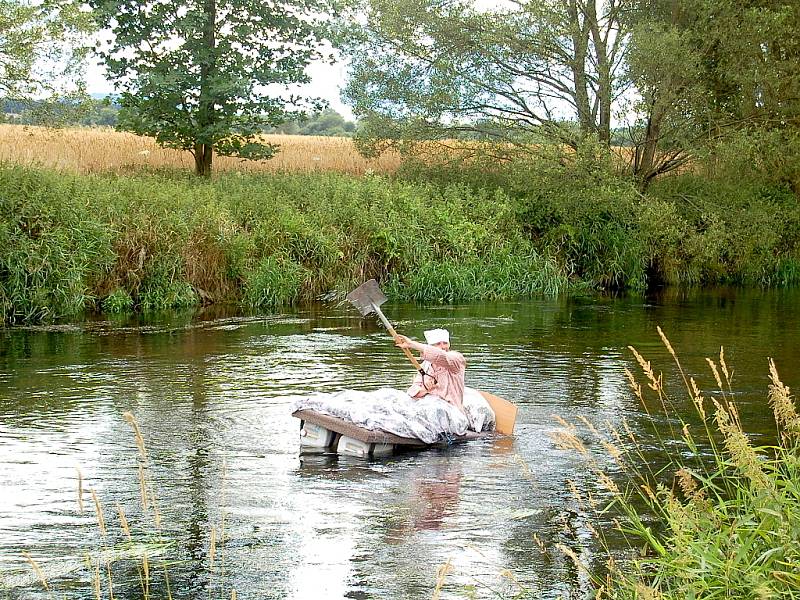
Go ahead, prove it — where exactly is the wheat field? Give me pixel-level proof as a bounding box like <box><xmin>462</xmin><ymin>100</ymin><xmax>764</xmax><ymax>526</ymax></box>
<box><xmin>0</xmin><ymin>124</ymin><xmax>402</xmax><ymax>175</ymax></box>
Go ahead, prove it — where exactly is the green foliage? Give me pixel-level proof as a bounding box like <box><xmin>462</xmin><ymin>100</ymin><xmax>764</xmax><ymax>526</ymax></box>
<box><xmin>515</xmin><ymin>150</ymin><xmax>647</xmax><ymax>291</ymax></box>
<box><xmin>0</xmin><ymin>0</ymin><xmax>94</xmax><ymax>99</ymax></box>
<box><xmin>646</xmin><ymin>173</ymin><xmax>800</xmax><ymax>286</ymax></box>
<box><xmin>2</xmin><ymin>97</ymin><xmax>122</xmax><ymax>128</ymax></box>
<box><xmin>395</xmin><ymin>138</ymin><xmax>800</xmax><ymax>291</ymax></box>
<box><xmin>399</xmin><ymin>143</ymin><xmax>650</xmax><ymax>291</ymax></box>
<box><xmin>388</xmin><ymin>253</ymin><xmax>567</xmax><ymax>303</ymax></box>
<box><xmin>343</xmin><ymin>0</ymin><xmax>799</xmax><ymax>189</ymax></box>
<box><xmin>573</xmin><ymin>339</ymin><xmax>800</xmax><ymax>599</ymax></box>
<box><xmin>0</xmin><ymin>166</ymin><xmax>114</xmax><ymax>323</ymax></box>
<box><xmin>341</xmin><ymin>0</ymin><xmax>623</xmax><ymax>156</ymax></box>
<box><xmin>101</xmin><ymin>289</ymin><xmax>134</xmax><ymax>313</ymax></box>
<box><xmin>703</xmin><ymin>127</ymin><xmax>800</xmax><ymax>192</ymax></box>
<box><xmin>2</xmin><ymin>153</ymin><xmax>798</xmax><ymax>325</ymax></box>
<box><xmin>243</xmin><ymin>255</ymin><xmax>308</xmax><ymax>308</ymax></box>
<box><xmin>623</xmin><ymin>0</ymin><xmax>800</xmax><ymax>184</ymax></box>
<box><xmin>138</xmin><ymin>257</ymin><xmax>199</xmax><ymax>311</ymax></box>
<box><xmin>0</xmin><ymin>165</ymin><xmax>578</xmax><ymax>324</ymax></box>
<box><xmin>7</xmin><ymin>91</ymin><xmax>96</xmax><ymax>128</ymax></box>
<box><xmin>89</xmin><ymin>0</ymin><xmax>338</xmax><ymax>175</ymax></box>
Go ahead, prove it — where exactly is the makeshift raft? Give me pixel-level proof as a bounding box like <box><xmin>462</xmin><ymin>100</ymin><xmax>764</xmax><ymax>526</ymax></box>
<box><xmin>293</xmin><ymin>408</ymin><xmax>493</xmax><ymax>457</ymax></box>
<box><xmin>292</xmin><ymin>390</ymin><xmax>517</xmax><ymax>458</ymax></box>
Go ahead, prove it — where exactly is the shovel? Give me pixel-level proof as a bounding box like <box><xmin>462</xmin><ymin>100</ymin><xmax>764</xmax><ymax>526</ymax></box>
<box><xmin>346</xmin><ymin>279</ymin><xmax>424</xmax><ymax>374</ymax></box>
<box><xmin>346</xmin><ymin>279</ymin><xmax>517</xmax><ymax>435</ymax></box>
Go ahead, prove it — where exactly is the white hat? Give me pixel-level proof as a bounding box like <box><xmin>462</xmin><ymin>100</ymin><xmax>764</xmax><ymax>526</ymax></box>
<box><xmin>424</xmin><ymin>328</ymin><xmax>450</xmax><ymax>345</ymax></box>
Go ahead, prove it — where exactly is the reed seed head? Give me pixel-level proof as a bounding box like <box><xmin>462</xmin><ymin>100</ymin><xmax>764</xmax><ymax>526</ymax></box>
<box><xmin>689</xmin><ymin>377</ymin><xmax>706</xmax><ymax>419</ymax></box>
<box><xmin>117</xmin><ymin>503</ymin><xmax>131</xmax><ymax>540</ymax></box>
<box><xmin>705</xmin><ymin>358</ymin><xmax>724</xmax><ymax>390</ymax></box>
<box><xmin>77</xmin><ymin>467</ymin><xmax>84</xmax><ymax>513</ymax></box>
<box><xmin>432</xmin><ymin>558</ymin><xmax>453</xmax><ymax>600</ymax></box>
<box><xmin>768</xmin><ymin>358</ymin><xmax>799</xmax><ymax>435</ymax></box>
<box><xmin>123</xmin><ymin>412</ymin><xmax>148</xmax><ymax>461</ymax></box>
<box><xmin>657</xmin><ymin>326</ymin><xmax>676</xmax><ymax>359</ymax></box>
<box><xmin>715</xmin><ymin>404</ymin><xmax>771</xmax><ymax>490</ymax></box>
<box><xmin>719</xmin><ymin>347</ymin><xmax>730</xmax><ymax>385</ymax></box>
<box><xmin>22</xmin><ymin>551</ymin><xmax>49</xmax><ymax>591</ymax></box>
<box><xmin>91</xmin><ymin>489</ymin><xmax>106</xmax><ymax>536</ymax></box>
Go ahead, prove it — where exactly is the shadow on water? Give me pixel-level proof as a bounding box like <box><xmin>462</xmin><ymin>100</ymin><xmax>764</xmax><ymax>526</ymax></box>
<box><xmin>1</xmin><ymin>287</ymin><xmax>798</xmax><ymax>598</ymax></box>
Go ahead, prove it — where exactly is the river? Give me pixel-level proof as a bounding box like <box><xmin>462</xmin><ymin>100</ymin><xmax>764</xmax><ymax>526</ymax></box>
<box><xmin>0</xmin><ymin>287</ymin><xmax>797</xmax><ymax>599</ymax></box>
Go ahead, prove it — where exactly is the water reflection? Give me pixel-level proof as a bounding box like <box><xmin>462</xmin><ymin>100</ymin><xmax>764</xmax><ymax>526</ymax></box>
<box><xmin>387</xmin><ymin>459</ymin><xmax>463</xmax><ymax>540</ymax></box>
<box><xmin>0</xmin><ymin>287</ymin><xmax>798</xmax><ymax>599</ymax></box>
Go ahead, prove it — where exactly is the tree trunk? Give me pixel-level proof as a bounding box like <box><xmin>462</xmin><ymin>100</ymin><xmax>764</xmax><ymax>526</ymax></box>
<box><xmin>194</xmin><ymin>143</ymin><xmax>214</xmax><ymax>176</ymax></box>
<box><xmin>566</xmin><ymin>0</ymin><xmax>593</xmax><ymax>141</ymax></box>
<box><xmin>587</xmin><ymin>0</ymin><xmax>611</xmax><ymax>145</ymax></box>
<box><xmin>634</xmin><ymin>0</ymin><xmax>680</xmax><ymax>187</ymax></box>
<box><xmin>195</xmin><ymin>0</ymin><xmax>216</xmax><ymax>177</ymax></box>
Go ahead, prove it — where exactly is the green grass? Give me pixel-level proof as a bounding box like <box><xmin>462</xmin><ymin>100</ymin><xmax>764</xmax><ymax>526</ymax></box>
<box><xmin>1</xmin><ymin>153</ymin><xmax>798</xmax><ymax>324</ymax></box>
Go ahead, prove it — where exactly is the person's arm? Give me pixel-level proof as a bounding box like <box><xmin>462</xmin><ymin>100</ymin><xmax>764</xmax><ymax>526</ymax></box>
<box><xmin>394</xmin><ymin>334</ymin><xmax>427</xmax><ymax>354</ymax></box>
<box><xmin>395</xmin><ymin>335</ymin><xmax>465</xmax><ymax>374</ymax></box>
<box><xmin>420</xmin><ymin>345</ymin><xmax>465</xmax><ymax>374</ymax></box>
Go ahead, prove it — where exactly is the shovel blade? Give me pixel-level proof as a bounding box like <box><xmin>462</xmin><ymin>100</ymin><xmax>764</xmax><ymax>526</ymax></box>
<box><xmin>346</xmin><ymin>279</ymin><xmax>387</xmax><ymax>316</ymax></box>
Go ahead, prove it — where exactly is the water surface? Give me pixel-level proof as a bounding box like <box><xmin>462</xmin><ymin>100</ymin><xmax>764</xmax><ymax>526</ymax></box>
<box><xmin>1</xmin><ymin>287</ymin><xmax>797</xmax><ymax>599</ymax></box>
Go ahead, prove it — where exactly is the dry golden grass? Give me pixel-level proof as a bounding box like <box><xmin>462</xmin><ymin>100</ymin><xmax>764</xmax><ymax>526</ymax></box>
<box><xmin>0</xmin><ymin>124</ymin><xmax>402</xmax><ymax>176</ymax></box>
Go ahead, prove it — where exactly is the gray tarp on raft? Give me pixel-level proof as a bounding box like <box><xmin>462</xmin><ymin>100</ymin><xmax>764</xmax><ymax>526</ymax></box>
<box><xmin>291</xmin><ymin>387</ymin><xmax>495</xmax><ymax>444</ymax></box>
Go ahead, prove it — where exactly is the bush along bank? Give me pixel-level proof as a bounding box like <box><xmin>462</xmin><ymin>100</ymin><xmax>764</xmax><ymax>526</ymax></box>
<box><xmin>399</xmin><ymin>140</ymin><xmax>800</xmax><ymax>291</ymax></box>
<box><xmin>0</xmin><ymin>165</ymin><xmax>570</xmax><ymax>324</ymax></box>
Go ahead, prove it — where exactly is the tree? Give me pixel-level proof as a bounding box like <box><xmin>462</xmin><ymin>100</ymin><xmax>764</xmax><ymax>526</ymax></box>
<box><xmin>624</xmin><ymin>0</ymin><xmax>800</xmax><ymax>187</ymax></box>
<box><xmin>341</xmin><ymin>0</ymin><xmax>631</xmax><ymax>156</ymax></box>
<box><xmin>0</xmin><ymin>0</ymin><xmax>93</xmax><ymax>98</ymax></box>
<box><xmin>89</xmin><ymin>0</ymin><xmax>338</xmax><ymax>176</ymax></box>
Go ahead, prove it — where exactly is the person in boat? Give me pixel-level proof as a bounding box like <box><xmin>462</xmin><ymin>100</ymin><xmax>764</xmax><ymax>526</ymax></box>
<box><xmin>394</xmin><ymin>328</ymin><xmax>466</xmax><ymax>412</ymax></box>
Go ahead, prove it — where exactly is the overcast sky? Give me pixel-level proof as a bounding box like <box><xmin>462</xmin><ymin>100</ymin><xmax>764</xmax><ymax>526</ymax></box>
<box><xmin>84</xmin><ymin>52</ymin><xmax>356</xmax><ymax>121</ymax></box>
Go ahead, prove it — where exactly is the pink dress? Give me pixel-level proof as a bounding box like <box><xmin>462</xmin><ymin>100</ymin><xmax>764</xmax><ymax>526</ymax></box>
<box><xmin>406</xmin><ymin>345</ymin><xmax>466</xmax><ymax>411</ymax></box>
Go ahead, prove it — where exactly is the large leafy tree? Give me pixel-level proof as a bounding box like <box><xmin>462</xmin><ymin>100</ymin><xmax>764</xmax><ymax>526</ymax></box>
<box><xmin>0</xmin><ymin>0</ymin><xmax>92</xmax><ymax>98</ymax></box>
<box><xmin>90</xmin><ymin>0</ymin><xmax>337</xmax><ymax>176</ymax></box>
<box><xmin>624</xmin><ymin>0</ymin><xmax>800</xmax><ymax>186</ymax></box>
<box><xmin>342</xmin><ymin>0</ymin><xmax>631</xmax><ymax>155</ymax></box>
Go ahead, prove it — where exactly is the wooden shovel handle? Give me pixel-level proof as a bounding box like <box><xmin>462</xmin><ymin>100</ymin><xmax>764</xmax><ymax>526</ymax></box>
<box><xmin>371</xmin><ymin>303</ymin><xmax>424</xmax><ymax>372</ymax></box>
<box><xmin>386</xmin><ymin>323</ymin><xmax>423</xmax><ymax>372</ymax></box>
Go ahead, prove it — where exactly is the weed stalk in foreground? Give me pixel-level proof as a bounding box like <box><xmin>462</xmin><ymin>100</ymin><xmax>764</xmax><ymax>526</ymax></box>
<box><xmin>552</xmin><ymin>328</ymin><xmax>800</xmax><ymax>599</ymax></box>
<box><xmin>17</xmin><ymin>411</ymin><xmax>234</xmax><ymax>598</ymax></box>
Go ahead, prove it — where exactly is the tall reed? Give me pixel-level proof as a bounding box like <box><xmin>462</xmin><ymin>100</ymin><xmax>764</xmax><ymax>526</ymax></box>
<box><xmin>551</xmin><ymin>330</ymin><xmax>800</xmax><ymax>598</ymax></box>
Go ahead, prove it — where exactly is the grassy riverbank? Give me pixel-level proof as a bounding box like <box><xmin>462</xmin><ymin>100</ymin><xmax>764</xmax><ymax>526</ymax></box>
<box><xmin>0</xmin><ymin>164</ymin><xmax>569</xmax><ymax>323</ymax></box>
<box><xmin>1</xmin><ymin>140</ymin><xmax>799</xmax><ymax>324</ymax></box>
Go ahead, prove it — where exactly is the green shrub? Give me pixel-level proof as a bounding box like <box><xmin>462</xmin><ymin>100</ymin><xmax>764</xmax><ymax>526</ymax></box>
<box><xmin>242</xmin><ymin>255</ymin><xmax>307</xmax><ymax>307</ymax></box>
<box><xmin>647</xmin><ymin>174</ymin><xmax>800</xmax><ymax>286</ymax></box>
<box><xmin>511</xmin><ymin>145</ymin><xmax>648</xmax><ymax>290</ymax></box>
<box><xmin>102</xmin><ymin>289</ymin><xmax>134</xmax><ymax>313</ymax></box>
<box><xmin>1</xmin><ymin>156</ymin><xmax>797</xmax><ymax>324</ymax></box>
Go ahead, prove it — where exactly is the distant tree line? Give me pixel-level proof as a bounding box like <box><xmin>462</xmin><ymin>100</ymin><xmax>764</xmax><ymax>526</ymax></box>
<box><xmin>0</xmin><ymin>97</ymin><xmax>118</xmax><ymax>127</ymax></box>
<box><xmin>264</xmin><ymin>109</ymin><xmax>357</xmax><ymax>137</ymax></box>
<box><xmin>1</xmin><ymin>99</ymin><xmax>356</xmax><ymax>136</ymax></box>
